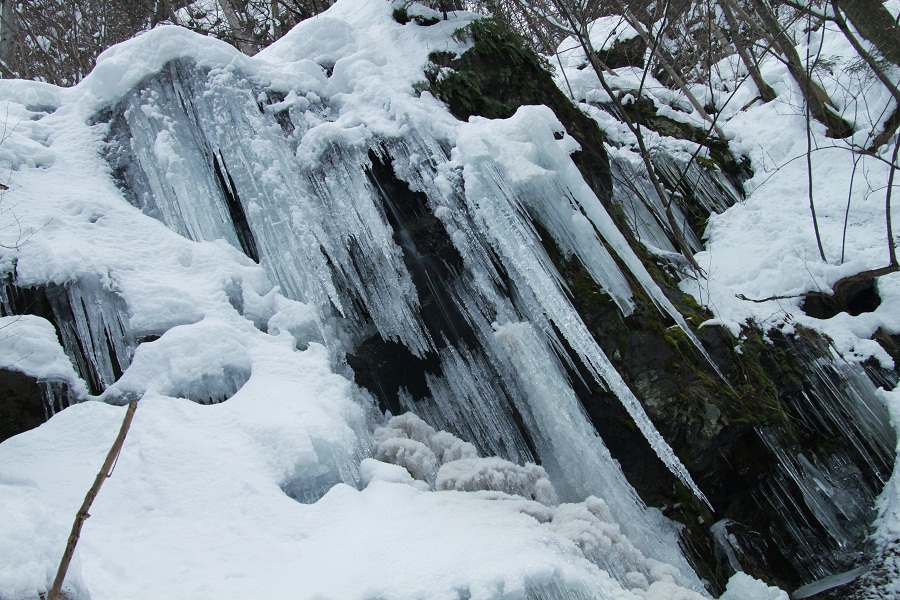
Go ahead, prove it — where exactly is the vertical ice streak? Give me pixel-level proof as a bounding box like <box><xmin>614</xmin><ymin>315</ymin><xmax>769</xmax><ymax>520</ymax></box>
<box><xmin>379</xmin><ymin>136</ymin><xmax>703</xmax><ymax>585</ymax></box>
<box><xmin>489</xmin><ymin>319</ymin><xmax>702</xmax><ymax>586</ymax></box>
<box><xmin>47</xmin><ymin>278</ymin><xmax>135</xmax><ymax>394</ymax></box>
<box><xmin>453</xmin><ymin>108</ymin><xmax>711</xmax><ymax>509</ymax></box>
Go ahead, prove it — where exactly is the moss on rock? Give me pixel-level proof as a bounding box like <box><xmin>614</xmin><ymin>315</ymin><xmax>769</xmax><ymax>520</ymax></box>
<box><xmin>427</xmin><ymin>18</ymin><xmax>615</xmax><ymax>205</ymax></box>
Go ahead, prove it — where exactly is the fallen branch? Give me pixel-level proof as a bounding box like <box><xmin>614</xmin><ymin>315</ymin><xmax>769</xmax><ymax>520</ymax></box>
<box><xmin>737</xmin><ymin>292</ymin><xmax>810</xmax><ymax>303</ymax></box>
<box><xmin>831</xmin><ymin>263</ymin><xmax>899</xmax><ymax>297</ymax></box>
<box><xmin>737</xmin><ymin>263</ymin><xmax>900</xmax><ymax>306</ymax></box>
<box><xmin>47</xmin><ymin>400</ymin><xmax>138</xmax><ymax>600</ymax></box>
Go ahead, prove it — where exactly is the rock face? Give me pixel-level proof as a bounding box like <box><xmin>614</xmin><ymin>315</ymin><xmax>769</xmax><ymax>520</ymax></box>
<box><xmin>428</xmin><ymin>19</ymin><xmax>896</xmax><ymax>594</ymax></box>
<box><xmin>0</xmin><ymin>278</ymin><xmax>80</xmax><ymax>441</ymax></box>
<box><xmin>0</xmin><ymin>369</ymin><xmax>48</xmax><ymax>443</ymax></box>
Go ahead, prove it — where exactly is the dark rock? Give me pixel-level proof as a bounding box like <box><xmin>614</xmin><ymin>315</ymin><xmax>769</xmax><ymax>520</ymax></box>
<box><xmin>598</xmin><ymin>34</ymin><xmax>647</xmax><ymax>69</ymax></box>
<box><xmin>428</xmin><ymin>24</ymin><xmax>899</xmax><ymax>590</ymax></box>
<box><xmin>415</xmin><ymin>19</ymin><xmax>893</xmax><ymax>595</ymax></box>
<box><xmin>803</xmin><ymin>278</ymin><xmax>882</xmax><ymax>319</ymax></box>
<box><xmin>346</xmin><ymin>337</ymin><xmax>442</xmax><ymax>414</ymax></box>
<box><xmin>0</xmin><ymin>369</ymin><xmax>49</xmax><ymax>442</ymax></box>
<box><xmin>427</xmin><ymin>19</ymin><xmax>614</xmax><ymax>204</ymax></box>
<box><xmin>347</xmin><ymin>148</ymin><xmax>473</xmax><ymax>415</ymax></box>
<box><xmin>536</xmin><ymin>215</ymin><xmax>893</xmax><ymax>592</ymax></box>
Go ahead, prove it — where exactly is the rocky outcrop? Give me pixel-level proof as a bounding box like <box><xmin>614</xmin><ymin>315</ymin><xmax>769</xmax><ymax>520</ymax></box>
<box><xmin>428</xmin><ymin>18</ymin><xmax>897</xmax><ymax>594</ymax></box>
<box><xmin>0</xmin><ymin>369</ymin><xmax>49</xmax><ymax>443</ymax></box>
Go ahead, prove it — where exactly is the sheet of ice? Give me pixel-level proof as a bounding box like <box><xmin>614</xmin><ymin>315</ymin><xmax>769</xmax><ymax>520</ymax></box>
<box><xmin>455</xmin><ymin>107</ymin><xmax>712</xmax><ymax>508</ymax></box>
<box><xmin>870</xmin><ymin>385</ymin><xmax>900</xmax><ymax>593</ymax></box>
<box><xmin>410</xmin><ymin>342</ymin><xmax>539</xmax><ymax>465</ymax></box>
<box><xmin>489</xmin><ymin>320</ymin><xmax>705</xmax><ymax>585</ymax></box>
<box><xmin>49</xmin><ymin>277</ymin><xmax>137</xmax><ymax>393</ymax></box>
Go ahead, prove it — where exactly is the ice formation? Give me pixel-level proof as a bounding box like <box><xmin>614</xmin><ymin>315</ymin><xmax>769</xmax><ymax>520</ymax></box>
<box><xmin>0</xmin><ymin>1</ymin><xmax>819</xmax><ymax>599</ymax></box>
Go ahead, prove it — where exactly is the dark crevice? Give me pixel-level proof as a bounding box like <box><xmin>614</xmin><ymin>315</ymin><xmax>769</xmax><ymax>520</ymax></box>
<box><xmin>364</xmin><ymin>148</ymin><xmax>470</xmax><ymax>349</ymax></box>
<box><xmin>213</xmin><ymin>153</ymin><xmax>260</xmax><ymax>263</ymax></box>
<box><xmin>346</xmin><ymin>338</ymin><xmax>441</xmax><ymax>413</ymax></box>
<box><xmin>347</xmin><ymin>148</ymin><xmax>541</xmax><ymax>463</ymax></box>
<box><xmin>261</xmin><ymin>90</ymin><xmax>294</xmax><ymax>135</ymax></box>
<box><xmin>0</xmin><ymin>273</ymin><xmax>57</xmax><ymax>325</ymax></box>
<box><xmin>0</xmin><ymin>369</ymin><xmax>51</xmax><ymax>442</ymax></box>
<box><xmin>0</xmin><ymin>276</ymin><xmax>80</xmax><ymax>432</ymax></box>
<box><xmin>105</xmin><ymin>327</ymin><xmax>125</xmax><ymax>382</ymax></box>
<box><xmin>1</xmin><ymin>276</ymin><xmax>96</xmax><ymax>396</ymax></box>
<box><xmin>802</xmin><ymin>278</ymin><xmax>882</xmax><ymax>319</ymax></box>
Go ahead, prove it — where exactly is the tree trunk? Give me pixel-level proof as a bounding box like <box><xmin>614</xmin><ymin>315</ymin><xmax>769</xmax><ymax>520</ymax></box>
<box><xmin>219</xmin><ymin>0</ymin><xmax>261</xmax><ymax>55</ymax></box>
<box><xmin>748</xmin><ymin>0</ymin><xmax>853</xmax><ymax>138</ymax></box>
<box><xmin>0</xmin><ymin>0</ymin><xmax>21</xmax><ymax>79</ymax></box>
<box><xmin>831</xmin><ymin>1</ymin><xmax>900</xmax><ymax>150</ymax></box>
<box><xmin>718</xmin><ymin>0</ymin><xmax>776</xmax><ymax>103</ymax></box>
<box><xmin>835</xmin><ymin>0</ymin><xmax>900</xmax><ymax>68</ymax></box>
<box><xmin>151</xmin><ymin>0</ymin><xmax>177</xmax><ymax>27</ymax></box>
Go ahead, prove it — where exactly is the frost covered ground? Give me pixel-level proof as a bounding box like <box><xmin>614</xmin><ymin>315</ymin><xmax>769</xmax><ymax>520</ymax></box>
<box><xmin>0</xmin><ymin>1</ymin><xmax>796</xmax><ymax>599</ymax></box>
<box><xmin>553</xmin><ymin>7</ymin><xmax>900</xmax><ymax>597</ymax></box>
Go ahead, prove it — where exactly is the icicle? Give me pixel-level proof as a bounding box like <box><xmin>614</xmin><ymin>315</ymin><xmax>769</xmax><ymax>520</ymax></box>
<box><xmin>100</xmin><ymin>55</ymin><xmax>714</xmax><ymax>590</ymax></box>
<box><xmin>450</xmin><ymin>111</ymin><xmax>711</xmax><ymax>510</ymax></box>
<box><xmin>415</xmin><ymin>344</ymin><xmax>537</xmax><ymax>465</ymax></box>
<box><xmin>488</xmin><ymin>319</ymin><xmax>707</xmax><ymax>582</ymax></box>
<box><xmin>710</xmin><ymin>519</ymin><xmax>745</xmax><ymax>573</ymax></box>
<box><xmin>111</xmin><ymin>62</ymin><xmax>434</xmax><ymax>357</ymax></box>
<box><xmin>523</xmin><ymin>581</ymin><xmax>605</xmax><ymax>600</ymax></box>
<box><xmin>281</xmin><ymin>437</ymin><xmax>366</xmax><ymax>504</ymax></box>
<box><xmin>46</xmin><ymin>277</ymin><xmax>135</xmax><ymax>394</ymax></box>
<box><xmin>115</xmin><ymin>65</ymin><xmax>246</xmax><ymax>250</ymax></box>
<box><xmin>544</xmin><ymin>130</ymin><xmax>732</xmax><ymax>386</ymax></box>
<box><xmin>652</xmin><ymin>153</ymin><xmax>743</xmax><ymax>218</ymax></box>
<box><xmin>609</xmin><ymin>150</ymin><xmax>693</xmax><ymax>254</ymax></box>
<box><xmin>39</xmin><ymin>380</ymin><xmax>72</xmax><ymax>418</ymax></box>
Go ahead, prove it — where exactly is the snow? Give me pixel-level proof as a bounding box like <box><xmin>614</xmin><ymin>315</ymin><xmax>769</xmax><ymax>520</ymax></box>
<box><xmin>670</xmin><ymin>24</ymin><xmax>900</xmax><ymax>576</ymax></box>
<box><xmin>667</xmin><ymin>18</ymin><xmax>900</xmax><ymax>365</ymax></box>
<box><xmin>719</xmin><ymin>573</ymin><xmax>789</xmax><ymax>600</ymax></box>
<box><xmin>557</xmin><ymin>15</ymin><xmax>639</xmax><ymax>59</ymax></box>
<box><xmin>0</xmin><ymin>315</ymin><xmax>86</xmax><ymax>396</ymax></box>
<box><xmin>0</xmin><ymin>398</ymin><xmax>610</xmax><ymax>599</ymax></box>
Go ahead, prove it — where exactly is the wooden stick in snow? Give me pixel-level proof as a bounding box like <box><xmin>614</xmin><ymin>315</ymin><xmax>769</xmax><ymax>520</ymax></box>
<box><xmin>47</xmin><ymin>400</ymin><xmax>138</xmax><ymax>600</ymax></box>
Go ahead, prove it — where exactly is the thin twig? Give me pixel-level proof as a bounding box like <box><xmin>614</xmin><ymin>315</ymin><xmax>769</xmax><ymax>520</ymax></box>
<box><xmin>737</xmin><ymin>292</ymin><xmax>811</xmax><ymax>303</ymax></box>
<box><xmin>47</xmin><ymin>400</ymin><xmax>138</xmax><ymax>600</ymax></box>
<box><xmin>805</xmin><ymin>5</ymin><xmax>827</xmax><ymax>262</ymax></box>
